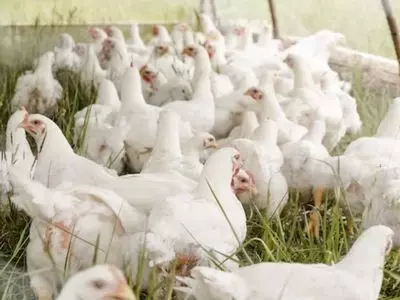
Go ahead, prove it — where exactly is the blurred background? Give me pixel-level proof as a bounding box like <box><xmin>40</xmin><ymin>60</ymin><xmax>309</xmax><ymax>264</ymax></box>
<box><xmin>1</xmin><ymin>0</ymin><xmax>400</xmax><ymax>65</ymax></box>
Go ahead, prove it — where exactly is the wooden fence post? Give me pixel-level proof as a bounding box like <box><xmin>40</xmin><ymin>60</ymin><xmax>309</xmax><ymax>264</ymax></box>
<box><xmin>267</xmin><ymin>0</ymin><xmax>280</xmax><ymax>39</ymax></box>
<box><xmin>381</xmin><ymin>0</ymin><xmax>400</xmax><ymax>76</ymax></box>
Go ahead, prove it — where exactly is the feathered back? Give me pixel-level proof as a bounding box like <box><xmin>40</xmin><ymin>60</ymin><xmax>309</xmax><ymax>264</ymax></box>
<box><xmin>96</xmin><ymin>79</ymin><xmax>120</xmax><ymax>107</ymax></box>
<box><xmin>176</xmin><ymin>266</ymin><xmax>248</xmax><ymax>300</ymax></box>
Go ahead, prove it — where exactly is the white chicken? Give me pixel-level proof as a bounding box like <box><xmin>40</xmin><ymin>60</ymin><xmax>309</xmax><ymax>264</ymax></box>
<box><xmin>19</xmin><ymin>112</ymin><xmax>196</xmax><ymax>214</ymax></box>
<box><xmin>281</xmin><ymin>119</ymin><xmax>365</xmax><ymax>236</ymax></box>
<box><xmin>125</xmin><ymin>148</ymin><xmax>249</xmax><ymax>281</ymax></box>
<box><xmin>320</xmin><ymin>70</ymin><xmax>362</xmax><ymax>135</ymax></box>
<box><xmin>53</xmin><ymin>33</ymin><xmax>80</xmax><ymax>72</ymax></box>
<box><xmin>176</xmin><ymin>225</ymin><xmax>393</xmax><ymax>300</ymax></box>
<box><xmin>231</xmin><ymin>119</ymin><xmax>288</xmax><ymax>215</ymax></box>
<box><xmin>139</xmin><ymin>64</ymin><xmax>193</xmax><ymax>106</ymax></box>
<box><xmin>88</xmin><ymin>27</ymin><xmax>108</xmax><ymax>57</ymax></box>
<box><xmin>142</xmin><ymin>109</ymin><xmax>204</xmax><ymax>180</ymax></box>
<box><xmin>213</xmin><ymin>88</ymin><xmax>261</xmax><ymax>139</ymax></box>
<box><xmin>73</xmin><ymin>43</ymin><xmax>108</xmax><ymax>88</ymax></box>
<box><xmin>147</xmin><ymin>43</ymin><xmax>191</xmax><ymax>82</ymax></box>
<box><xmin>181</xmin><ymin>132</ymin><xmax>218</xmax><ymax>165</ymax></box>
<box><xmin>1</xmin><ymin>109</ymin><xmax>35</xmax><ymax>203</ymax></box>
<box><xmin>9</xmin><ymin>169</ymin><xmax>144</xmax><ymax>300</ymax></box>
<box><xmin>11</xmin><ymin>51</ymin><xmax>63</xmax><ymax>116</ymax></box>
<box><xmin>126</xmin><ymin>22</ymin><xmax>148</xmax><ymax>54</ymax></box>
<box><xmin>101</xmin><ymin>38</ymin><xmax>131</xmax><ymax>93</ymax></box>
<box><xmin>162</xmin><ymin>45</ymin><xmax>215</xmax><ymax>133</ymax></box>
<box><xmin>280</xmin><ymin>29</ymin><xmax>346</xmax><ymax>83</ymax></box>
<box><xmin>250</xmin><ymin>71</ymin><xmax>308</xmax><ymax>144</ymax></box>
<box><xmin>353</xmin><ymin>167</ymin><xmax>400</xmax><ymax>247</ymax></box>
<box><xmin>282</xmin><ymin>53</ymin><xmax>344</xmax><ymax>150</ymax></box>
<box><xmin>74</xmin><ymin>78</ymin><xmax>121</xmax><ymax>138</ymax></box>
<box><xmin>117</xmin><ymin>66</ymin><xmax>192</xmax><ymax>172</ymax></box>
<box><xmin>148</xmin><ymin>24</ymin><xmax>173</xmax><ymax>46</ymax></box>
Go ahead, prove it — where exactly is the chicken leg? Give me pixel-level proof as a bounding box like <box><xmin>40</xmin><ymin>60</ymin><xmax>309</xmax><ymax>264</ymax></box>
<box><xmin>305</xmin><ymin>187</ymin><xmax>324</xmax><ymax>238</ymax></box>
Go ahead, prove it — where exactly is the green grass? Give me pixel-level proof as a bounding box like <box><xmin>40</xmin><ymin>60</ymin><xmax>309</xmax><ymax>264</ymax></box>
<box><xmin>1</xmin><ymin>15</ymin><xmax>400</xmax><ymax>300</ymax></box>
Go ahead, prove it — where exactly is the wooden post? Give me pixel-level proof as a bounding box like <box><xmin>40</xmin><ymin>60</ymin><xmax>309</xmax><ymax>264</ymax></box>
<box><xmin>267</xmin><ymin>0</ymin><xmax>280</xmax><ymax>39</ymax></box>
<box><xmin>381</xmin><ymin>0</ymin><xmax>400</xmax><ymax>76</ymax></box>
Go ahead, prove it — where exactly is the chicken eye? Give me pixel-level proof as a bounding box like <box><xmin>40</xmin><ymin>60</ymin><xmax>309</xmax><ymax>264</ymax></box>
<box><xmin>91</xmin><ymin>279</ymin><xmax>106</xmax><ymax>289</ymax></box>
<box><xmin>240</xmin><ymin>178</ymin><xmax>248</xmax><ymax>183</ymax></box>
<box><xmin>234</xmin><ymin>154</ymin><xmax>240</xmax><ymax>160</ymax></box>
<box><xmin>33</xmin><ymin>120</ymin><xmax>40</xmax><ymax>125</ymax></box>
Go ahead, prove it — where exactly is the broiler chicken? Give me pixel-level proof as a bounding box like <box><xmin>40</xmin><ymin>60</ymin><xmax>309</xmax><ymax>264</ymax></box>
<box><xmin>122</xmin><ymin>148</ymin><xmax>251</xmax><ymax>290</ymax></box>
<box><xmin>1</xmin><ymin>108</ymin><xmax>35</xmax><ymax>204</ymax></box>
<box><xmin>139</xmin><ymin>64</ymin><xmax>193</xmax><ymax>106</ymax></box>
<box><xmin>176</xmin><ymin>225</ymin><xmax>393</xmax><ymax>300</ymax></box>
<box><xmin>231</xmin><ymin>119</ymin><xmax>288</xmax><ymax>215</ymax></box>
<box><xmin>11</xmin><ymin>51</ymin><xmax>63</xmax><ymax>116</ymax></box>
<box><xmin>73</xmin><ymin>43</ymin><xmax>108</xmax><ymax>88</ymax></box>
<box><xmin>116</xmin><ymin>66</ymin><xmax>193</xmax><ymax>172</ymax></box>
<box><xmin>19</xmin><ymin>112</ymin><xmax>196</xmax><ymax>214</ymax></box>
<box><xmin>213</xmin><ymin>87</ymin><xmax>261</xmax><ymax>139</ymax></box>
<box><xmin>9</xmin><ymin>168</ymin><xmax>144</xmax><ymax>300</ymax></box>
<box><xmin>53</xmin><ymin>33</ymin><xmax>80</xmax><ymax>72</ymax></box>
<box><xmin>162</xmin><ymin>45</ymin><xmax>215</xmax><ymax>133</ymax></box>
<box><xmin>147</xmin><ymin>43</ymin><xmax>191</xmax><ymax>82</ymax></box>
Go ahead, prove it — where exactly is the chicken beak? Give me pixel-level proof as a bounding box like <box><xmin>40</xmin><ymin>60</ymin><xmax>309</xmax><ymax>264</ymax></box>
<box><xmin>109</xmin><ymin>283</ymin><xmax>136</xmax><ymax>300</ymax></box>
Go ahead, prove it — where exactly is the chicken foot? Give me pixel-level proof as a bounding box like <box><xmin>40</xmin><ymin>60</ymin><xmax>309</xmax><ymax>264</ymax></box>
<box><xmin>305</xmin><ymin>187</ymin><xmax>324</xmax><ymax>238</ymax></box>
